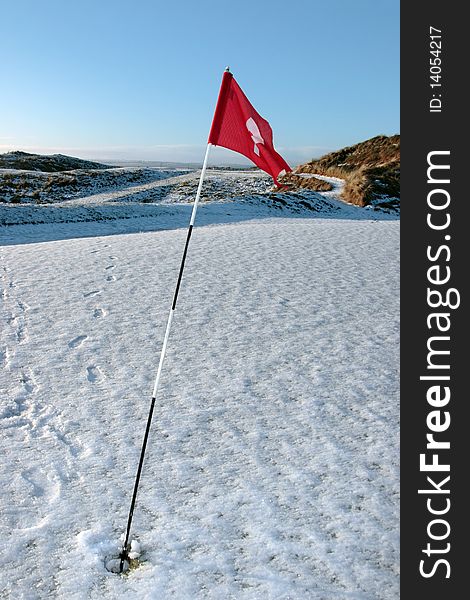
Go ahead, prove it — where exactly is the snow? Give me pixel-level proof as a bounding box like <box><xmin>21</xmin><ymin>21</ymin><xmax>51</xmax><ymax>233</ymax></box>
<box><xmin>0</xmin><ymin>167</ymin><xmax>190</xmax><ymax>205</ymax></box>
<box><xmin>0</xmin><ymin>168</ymin><xmax>398</xmax><ymax>230</ymax></box>
<box><xmin>0</xmin><ymin>170</ymin><xmax>399</xmax><ymax>598</ymax></box>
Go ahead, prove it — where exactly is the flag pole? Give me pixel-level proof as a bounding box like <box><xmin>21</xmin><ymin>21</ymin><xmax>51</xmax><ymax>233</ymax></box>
<box><xmin>119</xmin><ymin>142</ymin><xmax>212</xmax><ymax>572</ymax></box>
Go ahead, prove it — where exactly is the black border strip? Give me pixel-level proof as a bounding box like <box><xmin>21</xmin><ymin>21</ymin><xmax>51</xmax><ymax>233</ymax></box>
<box><xmin>401</xmin><ymin>2</ymin><xmax>466</xmax><ymax>596</ymax></box>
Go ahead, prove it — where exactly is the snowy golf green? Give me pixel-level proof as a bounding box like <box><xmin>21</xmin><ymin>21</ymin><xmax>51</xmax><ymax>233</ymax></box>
<box><xmin>1</xmin><ymin>181</ymin><xmax>399</xmax><ymax>598</ymax></box>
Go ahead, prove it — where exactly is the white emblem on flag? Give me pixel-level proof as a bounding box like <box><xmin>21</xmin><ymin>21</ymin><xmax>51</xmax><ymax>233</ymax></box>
<box><xmin>246</xmin><ymin>117</ymin><xmax>264</xmax><ymax>156</ymax></box>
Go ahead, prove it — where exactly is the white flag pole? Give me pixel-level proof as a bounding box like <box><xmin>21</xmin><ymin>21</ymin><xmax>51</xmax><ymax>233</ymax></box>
<box><xmin>152</xmin><ymin>142</ymin><xmax>212</xmax><ymax>398</ymax></box>
<box><xmin>119</xmin><ymin>142</ymin><xmax>212</xmax><ymax>571</ymax></box>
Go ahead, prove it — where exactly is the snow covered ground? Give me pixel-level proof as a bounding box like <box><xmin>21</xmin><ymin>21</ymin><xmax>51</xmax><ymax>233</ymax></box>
<box><xmin>0</xmin><ymin>170</ymin><xmax>399</xmax><ymax>599</ymax></box>
<box><xmin>0</xmin><ymin>167</ymin><xmax>398</xmax><ymax>230</ymax></box>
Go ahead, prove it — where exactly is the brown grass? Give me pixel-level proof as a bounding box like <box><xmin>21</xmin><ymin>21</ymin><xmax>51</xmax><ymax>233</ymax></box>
<box><xmin>287</xmin><ymin>135</ymin><xmax>400</xmax><ymax>207</ymax></box>
<box><xmin>279</xmin><ymin>172</ymin><xmax>333</xmax><ymax>192</ymax></box>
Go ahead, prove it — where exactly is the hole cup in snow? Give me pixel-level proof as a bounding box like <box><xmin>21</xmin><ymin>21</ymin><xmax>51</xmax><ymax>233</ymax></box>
<box><xmin>105</xmin><ymin>557</ymin><xmax>129</xmax><ymax>574</ymax></box>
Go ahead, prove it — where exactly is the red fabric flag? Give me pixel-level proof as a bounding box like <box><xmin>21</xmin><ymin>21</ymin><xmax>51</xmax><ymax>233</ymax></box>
<box><xmin>208</xmin><ymin>71</ymin><xmax>291</xmax><ymax>186</ymax></box>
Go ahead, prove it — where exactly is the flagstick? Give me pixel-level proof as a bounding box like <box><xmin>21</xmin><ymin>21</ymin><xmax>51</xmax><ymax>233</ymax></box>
<box><xmin>119</xmin><ymin>143</ymin><xmax>212</xmax><ymax>572</ymax></box>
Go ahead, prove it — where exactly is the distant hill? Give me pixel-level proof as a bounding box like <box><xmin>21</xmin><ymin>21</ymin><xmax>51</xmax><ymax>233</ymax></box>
<box><xmin>0</xmin><ymin>151</ymin><xmax>113</xmax><ymax>172</ymax></box>
<box><xmin>282</xmin><ymin>135</ymin><xmax>400</xmax><ymax>208</ymax></box>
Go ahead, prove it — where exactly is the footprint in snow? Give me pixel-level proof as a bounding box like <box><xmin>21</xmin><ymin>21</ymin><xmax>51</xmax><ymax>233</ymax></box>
<box><xmin>86</xmin><ymin>366</ymin><xmax>103</xmax><ymax>383</ymax></box>
<box><xmin>106</xmin><ymin>275</ymin><xmax>116</xmax><ymax>282</ymax></box>
<box><xmin>105</xmin><ymin>265</ymin><xmax>115</xmax><ymax>271</ymax></box>
<box><xmin>68</xmin><ymin>335</ymin><xmax>88</xmax><ymax>349</ymax></box>
<box><xmin>7</xmin><ymin>314</ymin><xmax>18</xmax><ymax>326</ymax></box>
<box><xmin>0</xmin><ymin>346</ymin><xmax>10</xmax><ymax>367</ymax></box>
<box><xmin>21</xmin><ymin>469</ymin><xmax>45</xmax><ymax>498</ymax></box>
<box><xmin>83</xmin><ymin>290</ymin><xmax>102</xmax><ymax>298</ymax></box>
<box><xmin>93</xmin><ymin>308</ymin><xmax>106</xmax><ymax>319</ymax></box>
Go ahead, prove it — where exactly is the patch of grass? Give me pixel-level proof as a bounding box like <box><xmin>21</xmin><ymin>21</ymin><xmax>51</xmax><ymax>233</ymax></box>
<box><xmin>278</xmin><ymin>172</ymin><xmax>333</xmax><ymax>192</ymax></box>
<box><xmin>120</xmin><ymin>556</ymin><xmax>143</xmax><ymax>575</ymax></box>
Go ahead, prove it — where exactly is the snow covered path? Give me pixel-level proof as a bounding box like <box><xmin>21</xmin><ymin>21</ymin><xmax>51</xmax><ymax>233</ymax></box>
<box><xmin>307</xmin><ymin>174</ymin><xmax>345</xmax><ymax>200</ymax></box>
<box><xmin>0</xmin><ymin>216</ymin><xmax>399</xmax><ymax>599</ymax></box>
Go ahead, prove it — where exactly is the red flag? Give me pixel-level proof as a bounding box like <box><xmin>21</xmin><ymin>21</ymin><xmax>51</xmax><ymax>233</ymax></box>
<box><xmin>208</xmin><ymin>71</ymin><xmax>291</xmax><ymax>186</ymax></box>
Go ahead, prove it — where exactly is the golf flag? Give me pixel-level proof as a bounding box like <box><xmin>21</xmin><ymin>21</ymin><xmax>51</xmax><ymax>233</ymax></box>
<box><xmin>119</xmin><ymin>71</ymin><xmax>292</xmax><ymax>568</ymax></box>
<box><xmin>208</xmin><ymin>70</ymin><xmax>291</xmax><ymax>186</ymax></box>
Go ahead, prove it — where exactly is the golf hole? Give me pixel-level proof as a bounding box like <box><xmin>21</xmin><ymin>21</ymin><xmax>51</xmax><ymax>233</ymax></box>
<box><xmin>105</xmin><ymin>557</ymin><xmax>130</xmax><ymax>574</ymax></box>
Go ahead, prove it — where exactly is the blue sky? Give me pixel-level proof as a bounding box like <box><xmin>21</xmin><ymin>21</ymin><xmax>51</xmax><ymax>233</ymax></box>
<box><xmin>1</xmin><ymin>0</ymin><xmax>399</xmax><ymax>165</ymax></box>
